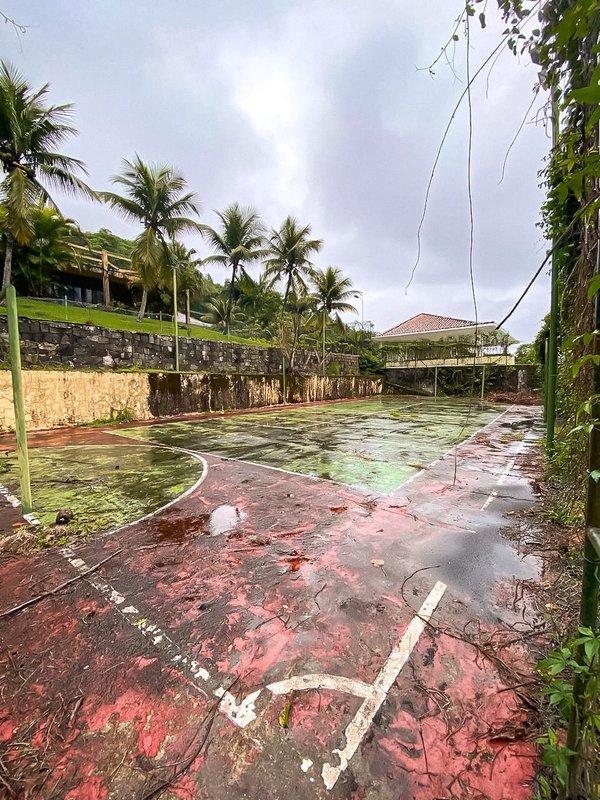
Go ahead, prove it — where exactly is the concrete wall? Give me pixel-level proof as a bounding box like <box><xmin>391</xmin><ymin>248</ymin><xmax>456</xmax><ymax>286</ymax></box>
<box><xmin>384</xmin><ymin>364</ymin><xmax>539</xmax><ymax>395</ymax></box>
<box><xmin>0</xmin><ymin>370</ymin><xmax>382</xmax><ymax>432</ymax></box>
<box><xmin>0</xmin><ymin>318</ymin><xmax>358</xmax><ymax>375</ymax></box>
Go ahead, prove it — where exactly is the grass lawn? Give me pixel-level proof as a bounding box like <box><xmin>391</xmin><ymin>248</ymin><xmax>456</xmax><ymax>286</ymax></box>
<box><xmin>0</xmin><ymin>297</ymin><xmax>269</xmax><ymax>347</ymax></box>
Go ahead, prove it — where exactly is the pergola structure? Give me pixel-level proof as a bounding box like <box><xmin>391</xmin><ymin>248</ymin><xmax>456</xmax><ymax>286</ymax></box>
<box><xmin>374</xmin><ymin>313</ymin><xmax>518</xmax><ymax>369</ymax></box>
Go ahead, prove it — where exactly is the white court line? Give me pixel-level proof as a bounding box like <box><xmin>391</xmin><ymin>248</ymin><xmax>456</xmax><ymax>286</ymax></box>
<box><xmin>321</xmin><ymin>580</ymin><xmax>447</xmax><ymax>790</ymax></box>
<box><xmin>390</xmin><ymin>404</ymin><xmax>517</xmax><ymax>496</ymax></box>
<box><xmin>62</xmin><ymin>548</ymin><xmax>447</xmax><ymax>789</ymax></box>
<box><xmin>480</xmin><ymin>434</ymin><xmax>536</xmax><ymax>511</ymax></box>
<box><xmin>62</xmin><ymin>548</ymin><xmax>261</xmax><ymax>728</ymax></box>
<box><xmin>0</xmin><ymin>481</ymin><xmax>40</xmax><ymax>526</ymax></box>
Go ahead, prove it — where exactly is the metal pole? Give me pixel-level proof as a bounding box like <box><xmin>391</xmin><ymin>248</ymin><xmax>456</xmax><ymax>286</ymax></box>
<box><xmin>566</xmin><ymin>202</ymin><xmax>600</xmax><ymax>795</ymax></box>
<box><xmin>172</xmin><ymin>266</ymin><xmax>179</xmax><ymax>372</ymax></box>
<box><xmin>6</xmin><ymin>286</ymin><xmax>32</xmax><ymax>514</ymax></box>
<box><xmin>543</xmin><ymin>336</ymin><xmax>549</xmax><ymax>424</ymax></box>
<box><xmin>481</xmin><ymin>365</ymin><xmax>486</xmax><ymax>400</ymax></box>
<box><xmin>546</xmin><ymin>95</ymin><xmax>560</xmax><ymax>455</ymax></box>
<box><xmin>322</xmin><ymin>310</ymin><xmax>326</xmax><ymax>377</ymax></box>
<box><xmin>64</xmin><ymin>295</ymin><xmax>68</xmax><ymax>322</ymax></box>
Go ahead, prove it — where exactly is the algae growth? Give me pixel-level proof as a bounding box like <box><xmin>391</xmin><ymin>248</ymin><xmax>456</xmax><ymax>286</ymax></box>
<box><xmin>121</xmin><ymin>397</ymin><xmax>503</xmax><ymax>493</ymax></box>
<box><xmin>0</xmin><ymin>444</ymin><xmax>201</xmax><ymax>540</ymax></box>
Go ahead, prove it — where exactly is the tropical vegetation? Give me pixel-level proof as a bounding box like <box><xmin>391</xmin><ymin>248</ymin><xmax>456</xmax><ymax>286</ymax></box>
<box><xmin>0</xmin><ymin>61</ymin><xmax>370</xmax><ymax>365</ymax></box>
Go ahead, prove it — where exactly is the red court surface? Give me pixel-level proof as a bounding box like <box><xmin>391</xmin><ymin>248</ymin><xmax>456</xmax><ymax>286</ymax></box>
<box><xmin>0</xmin><ymin>401</ymin><xmax>545</xmax><ymax>799</ymax></box>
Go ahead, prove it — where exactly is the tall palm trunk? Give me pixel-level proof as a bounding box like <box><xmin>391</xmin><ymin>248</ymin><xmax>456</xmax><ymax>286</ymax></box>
<box><xmin>282</xmin><ymin>273</ymin><xmax>293</xmax><ymax>315</ymax></box>
<box><xmin>227</xmin><ymin>262</ymin><xmax>238</xmax><ymax>334</ymax></box>
<box><xmin>137</xmin><ymin>288</ymin><xmax>148</xmax><ymax>321</ymax></box>
<box><xmin>2</xmin><ymin>233</ymin><xmax>14</xmax><ymax>291</ymax></box>
<box><xmin>185</xmin><ymin>289</ymin><xmax>191</xmax><ymax>325</ymax></box>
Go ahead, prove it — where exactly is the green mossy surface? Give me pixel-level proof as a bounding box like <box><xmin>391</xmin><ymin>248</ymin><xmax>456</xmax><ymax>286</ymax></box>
<box><xmin>123</xmin><ymin>397</ymin><xmax>503</xmax><ymax>493</ymax></box>
<box><xmin>0</xmin><ymin>444</ymin><xmax>201</xmax><ymax>542</ymax></box>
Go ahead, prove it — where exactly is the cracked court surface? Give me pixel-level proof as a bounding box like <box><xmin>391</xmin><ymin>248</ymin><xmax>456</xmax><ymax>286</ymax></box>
<box><xmin>0</xmin><ymin>397</ymin><xmax>544</xmax><ymax>799</ymax></box>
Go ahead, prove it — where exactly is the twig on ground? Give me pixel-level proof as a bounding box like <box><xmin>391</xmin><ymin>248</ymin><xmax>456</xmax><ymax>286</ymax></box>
<box><xmin>0</xmin><ymin>549</ymin><xmax>123</xmax><ymax>618</ymax></box>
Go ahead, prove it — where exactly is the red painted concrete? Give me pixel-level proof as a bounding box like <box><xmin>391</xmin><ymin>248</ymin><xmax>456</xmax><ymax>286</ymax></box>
<box><xmin>0</xmin><ymin>404</ymin><xmax>543</xmax><ymax>798</ymax></box>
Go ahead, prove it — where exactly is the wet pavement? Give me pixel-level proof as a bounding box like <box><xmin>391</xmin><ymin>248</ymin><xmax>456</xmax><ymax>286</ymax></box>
<box><xmin>119</xmin><ymin>397</ymin><xmax>505</xmax><ymax>493</ymax></box>
<box><xmin>0</xmin><ymin>400</ymin><xmax>544</xmax><ymax>799</ymax></box>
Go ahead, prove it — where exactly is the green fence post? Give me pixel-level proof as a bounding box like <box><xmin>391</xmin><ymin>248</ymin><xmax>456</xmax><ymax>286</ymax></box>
<box><xmin>546</xmin><ymin>95</ymin><xmax>560</xmax><ymax>456</ymax></box>
<box><xmin>6</xmin><ymin>286</ymin><xmax>32</xmax><ymax>514</ymax></box>
<box><xmin>566</xmin><ymin>218</ymin><xmax>600</xmax><ymax>796</ymax></box>
<box><xmin>543</xmin><ymin>337</ymin><xmax>549</xmax><ymax>425</ymax></box>
<box><xmin>172</xmin><ymin>266</ymin><xmax>179</xmax><ymax>372</ymax></box>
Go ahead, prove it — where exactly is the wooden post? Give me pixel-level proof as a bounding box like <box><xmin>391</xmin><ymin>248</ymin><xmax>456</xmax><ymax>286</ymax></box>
<box><xmin>481</xmin><ymin>365</ymin><xmax>486</xmax><ymax>400</ymax></box>
<box><xmin>434</xmin><ymin>366</ymin><xmax>438</xmax><ymax>399</ymax></box>
<box><xmin>6</xmin><ymin>286</ymin><xmax>32</xmax><ymax>514</ymax></box>
<box><xmin>101</xmin><ymin>250</ymin><xmax>111</xmax><ymax>306</ymax></box>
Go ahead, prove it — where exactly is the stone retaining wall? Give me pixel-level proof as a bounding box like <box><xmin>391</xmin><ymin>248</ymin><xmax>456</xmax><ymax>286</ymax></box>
<box><xmin>0</xmin><ymin>318</ymin><xmax>358</xmax><ymax>375</ymax></box>
<box><xmin>0</xmin><ymin>370</ymin><xmax>382</xmax><ymax>431</ymax></box>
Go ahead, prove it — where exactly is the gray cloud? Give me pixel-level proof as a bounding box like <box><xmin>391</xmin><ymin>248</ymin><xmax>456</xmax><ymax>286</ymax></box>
<box><xmin>2</xmin><ymin>0</ymin><xmax>549</xmax><ymax>343</ymax></box>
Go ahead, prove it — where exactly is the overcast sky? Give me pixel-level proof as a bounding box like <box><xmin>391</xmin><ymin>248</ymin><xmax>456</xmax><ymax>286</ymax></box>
<box><xmin>3</xmin><ymin>1</ymin><xmax>550</xmax><ymax>341</ymax></box>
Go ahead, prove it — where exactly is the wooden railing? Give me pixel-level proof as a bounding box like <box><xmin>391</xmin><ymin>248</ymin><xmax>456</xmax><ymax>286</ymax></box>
<box><xmin>66</xmin><ymin>243</ymin><xmax>137</xmax><ymax>305</ymax></box>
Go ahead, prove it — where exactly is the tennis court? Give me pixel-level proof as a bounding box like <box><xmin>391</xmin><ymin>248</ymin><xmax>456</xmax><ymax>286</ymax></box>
<box><xmin>117</xmin><ymin>396</ymin><xmax>505</xmax><ymax>493</ymax></box>
<box><xmin>0</xmin><ymin>398</ymin><xmax>543</xmax><ymax>799</ymax></box>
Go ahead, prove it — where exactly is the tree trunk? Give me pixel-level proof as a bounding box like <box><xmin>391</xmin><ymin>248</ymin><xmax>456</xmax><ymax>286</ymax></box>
<box><xmin>137</xmin><ymin>288</ymin><xmax>148</xmax><ymax>321</ymax></box>
<box><xmin>2</xmin><ymin>233</ymin><xmax>14</xmax><ymax>291</ymax></box>
<box><xmin>185</xmin><ymin>289</ymin><xmax>191</xmax><ymax>325</ymax></box>
<box><xmin>227</xmin><ymin>263</ymin><xmax>237</xmax><ymax>334</ymax></box>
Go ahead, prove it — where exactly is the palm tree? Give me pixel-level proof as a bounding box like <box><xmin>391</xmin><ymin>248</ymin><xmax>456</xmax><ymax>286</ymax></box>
<box><xmin>102</xmin><ymin>157</ymin><xmax>201</xmax><ymax>319</ymax></box>
<box><xmin>166</xmin><ymin>241</ymin><xmax>203</xmax><ymax>325</ymax></box>
<box><xmin>0</xmin><ymin>61</ymin><xmax>95</xmax><ymax>290</ymax></box>
<box><xmin>201</xmin><ymin>295</ymin><xmax>244</xmax><ymax>334</ymax></box>
<box><xmin>312</xmin><ymin>266</ymin><xmax>358</xmax><ymax>374</ymax></box>
<box><xmin>0</xmin><ymin>204</ymin><xmax>80</xmax><ymax>297</ymax></box>
<box><xmin>202</xmin><ymin>203</ymin><xmax>265</xmax><ymax>335</ymax></box>
<box><xmin>264</xmin><ymin>216</ymin><xmax>323</xmax><ymax>313</ymax></box>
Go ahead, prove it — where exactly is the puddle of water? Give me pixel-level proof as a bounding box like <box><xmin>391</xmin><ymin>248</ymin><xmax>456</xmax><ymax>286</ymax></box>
<box><xmin>153</xmin><ymin>505</ymin><xmax>247</xmax><ymax>543</ymax></box>
<box><xmin>411</xmin><ymin>524</ymin><xmax>540</xmax><ymax>609</ymax></box>
<box><xmin>208</xmin><ymin>505</ymin><xmax>247</xmax><ymax>536</ymax></box>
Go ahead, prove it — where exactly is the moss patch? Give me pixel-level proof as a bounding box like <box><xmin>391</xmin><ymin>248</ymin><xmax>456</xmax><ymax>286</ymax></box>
<box><xmin>0</xmin><ymin>444</ymin><xmax>201</xmax><ymax>544</ymax></box>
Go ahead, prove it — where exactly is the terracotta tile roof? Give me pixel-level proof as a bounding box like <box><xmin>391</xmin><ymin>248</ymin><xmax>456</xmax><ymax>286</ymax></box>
<box><xmin>376</xmin><ymin>313</ymin><xmax>495</xmax><ymax>338</ymax></box>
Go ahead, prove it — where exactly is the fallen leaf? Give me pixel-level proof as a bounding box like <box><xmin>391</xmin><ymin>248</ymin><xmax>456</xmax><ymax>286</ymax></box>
<box><xmin>371</xmin><ymin>559</ymin><xmax>385</xmax><ymax>567</ymax></box>
<box><xmin>330</xmin><ymin>506</ymin><xmax>348</xmax><ymax>513</ymax></box>
<box><xmin>278</xmin><ymin>702</ymin><xmax>292</xmax><ymax>728</ymax></box>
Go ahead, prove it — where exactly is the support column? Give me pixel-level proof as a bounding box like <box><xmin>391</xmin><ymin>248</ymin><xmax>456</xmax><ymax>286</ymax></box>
<box><xmin>6</xmin><ymin>286</ymin><xmax>32</xmax><ymax>513</ymax></box>
<box><xmin>101</xmin><ymin>250</ymin><xmax>111</xmax><ymax>306</ymax></box>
